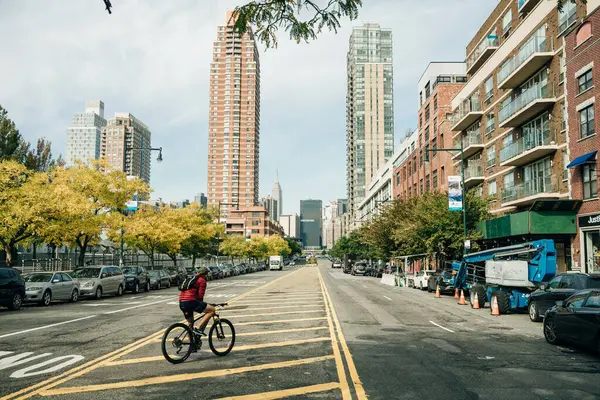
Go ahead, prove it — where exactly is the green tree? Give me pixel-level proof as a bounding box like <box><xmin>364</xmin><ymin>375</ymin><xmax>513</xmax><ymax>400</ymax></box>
<box><xmin>23</xmin><ymin>138</ymin><xmax>55</xmax><ymax>172</ymax></box>
<box><xmin>285</xmin><ymin>237</ymin><xmax>302</xmax><ymax>256</ymax></box>
<box><xmin>0</xmin><ymin>105</ymin><xmax>27</xmax><ymax>163</ymax></box>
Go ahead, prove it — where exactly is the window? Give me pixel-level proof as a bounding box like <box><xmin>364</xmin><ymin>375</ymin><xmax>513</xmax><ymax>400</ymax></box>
<box><xmin>425</xmin><ymin>104</ymin><xmax>430</xmax><ymax>120</ymax></box>
<box><xmin>433</xmin><ymin>95</ymin><xmax>438</xmax><ymax>112</ymax></box>
<box><xmin>456</xmin><ymin>76</ymin><xmax>467</xmax><ymax>83</ymax></box>
<box><xmin>485</xmin><ymin>76</ymin><xmax>494</xmax><ymax>101</ymax></box>
<box><xmin>558</xmin><ymin>0</ymin><xmax>577</xmax><ymax>34</ymax></box>
<box><xmin>583</xmin><ymin>163</ymin><xmax>598</xmax><ymax>199</ymax></box>
<box><xmin>580</xmin><ymin>104</ymin><xmax>595</xmax><ymax>138</ymax></box>
<box><xmin>432</xmin><ymin>138</ymin><xmax>437</xmax><ymax>158</ymax></box>
<box><xmin>578</xmin><ymin>70</ymin><xmax>593</xmax><ymax>94</ymax></box>
<box><xmin>486</xmin><ymin>113</ymin><xmax>495</xmax><ymax>136</ymax></box>
<box><xmin>559</xmin><ymin>54</ymin><xmax>566</xmax><ymax>84</ymax></box>
<box><xmin>502</xmin><ymin>9</ymin><xmax>512</xmax><ymax>37</ymax></box>
<box><xmin>441</xmin><ymin>166</ymin><xmax>445</xmax><ymax>184</ymax></box>
<box><xmin>487</xmin><ymin>146</ymin><xmax>496</xmax><ymax>168</ymax></box>
<box><xmin>420</xmin><ymin>179</ymin><xmax>424</xmax><ymax>194</ymax></box>
<box><xmin>488</xmin><ymin>179</ymin><xmax>497</xmax><ymax>197</ymax></box>
<box><xmin>565</xmin><ymin>293</ymin><xmax>588</xmax><ymax>308</ymax></box>
<box><xmin>425</xmin><ymin>174</ymin><xmax>430</xmax><ymax>191</ymax></box>
<box><xmin>576</xmin><ymin>22</ymin><xmax>593</xmax><ymax>46</ymax></box>
<box><xmin>548</xmin><ymin>275</ymin><xmax>563</xmax><ymax>289</ymax></box>
<box><xmin>585</xmin><ymin>292</ymin><xmax>600</xmax><ymax>308</ymax></box>
<box><xmin>433</xmin><ymin>170</ymin><xmax>438</xmax><ymax>188</ymax></box>
<box><xmin>562</xmin><ymin>101</ymin><xmax>567</xmax><ymax>131</ymax></box>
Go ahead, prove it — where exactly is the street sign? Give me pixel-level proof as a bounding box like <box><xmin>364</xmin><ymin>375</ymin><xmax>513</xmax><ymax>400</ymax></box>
<box><xmin>464</xmin><ymin>239</ymin><xmax>471</xmax><ymax>250</ymax></box>
<box><xmin>448</xmin><ymin>176</ymin><xmax>463</xmax><ymax>211</ymax></box>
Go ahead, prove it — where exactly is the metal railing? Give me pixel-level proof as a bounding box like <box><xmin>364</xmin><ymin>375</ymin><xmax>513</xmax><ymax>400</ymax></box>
<box><xmin>498</xmin><ymin>34</ymin><xmax>552</xmax><ymax>84</ymax></box>
<box><xmin>467</xmin><ymin>37</ymin><xmax>499</xmax><ymax>71</ymax></box>
<box><xmin>499</xmin><ymin>129</ymin><xmax>556</xmax><ymax>163</ymax></box>
<box><xmin>502</xmin><ymin>175</ymin><xmax>558</xmax><ymax>202</ymax></box>
<box><xmin>464</xmin><ymin>162</ymin><xmax>484</xmax><ymax>180</ymax></box>
<box><xmin>498</xmin><ymin>82</ymin><xmax>553</xmax><ymax>123</ymax></box>
<box><xmin>451</xmin><ymin>97</ymin><xmax>481</xmax><ymax>127</ymax></box>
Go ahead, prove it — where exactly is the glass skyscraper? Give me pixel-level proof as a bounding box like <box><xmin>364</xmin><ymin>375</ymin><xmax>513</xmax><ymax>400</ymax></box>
<box><xmin>300</xmin><ymin>199</ymin><xmax>323</xmax><ymax>249</ymax></box>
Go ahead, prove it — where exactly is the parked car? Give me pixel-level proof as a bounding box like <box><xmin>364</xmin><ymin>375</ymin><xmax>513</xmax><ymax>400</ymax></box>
<box><xmin>332</xmin><ymin>260</ymin><xmax>342</xmax><ymax>269</ymax></box>
<box><xmin>413</xmin><ymin>270</ymin><xmax>436</xmax><ymax>291</ymax></box>
<box><xmin>121</xmin><ymin>266</ymin><xmax>150</xmax><ymax>293</ymax></box>
<box><xmin>427</xmin><ymin>271</ymin><xmax>442</xmax><ymax>292</ymax></box>
<box><xmin>543</xmin><ymin>289</ymin><xmax>600</xmax><ymax>352</ymax></box>
<box><xmin>352</xmin><ymin>262</ymin><xmax>367</xmax><ymax>276</ymax></box>
<box><xmin>528</xmin><ymin>273</ymin><xmax>600</xmax><ymax>322</ymax></box>
<box><xmin>343</xmin><ymin>261</ymin><xmax>353</xmax><ymax>274</ymax></box>
<box><xmin>0</xmin><ymin>267</ymin><xmax>26</xmax><ymax>310</ymax></box>
<box><xmin>365</xmin><ymin>264</ymin><xmax>377</xmax><ymax>277</ymax></box>
<box><xmin>209</xmin><ymin>266</ymin><xmax>223</xmax><ymax>280</ymax></box>
<box><xmin>166</xmin><ymin>266</ymin><xmax>187</xmax><ymax>286</ymax></box>
<box><xmin>148</xmin><ymin>269</ymin><xmax>171</xmax><ymax>289</ymax></box>
<box><xmin>23</xmin><ymin>272</ymin><xmax>80</xmax><ymax>306</ymax></box>
<box><xmin>72</xmin><ymin>266</ymin><xmax>125</xmax><ymax>299</ymax></box>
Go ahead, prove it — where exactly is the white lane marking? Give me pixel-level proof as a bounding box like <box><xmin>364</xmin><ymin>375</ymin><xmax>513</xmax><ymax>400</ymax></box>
<box><xmin>0</xmin><ymin>352</ymin><xmax>53</xmax><ymax>371</ymax></box>
<box><xmin>0</xmin><ymin>315</ymin><xmax>97</xmax><ymax>339</ymax></box>
<box><xmin>167</xmin><ymin>302</ymin><xmax>178</xmax><ymax>305</ymax></box>
<box><xmin>82</xmin><ymin>301</ymin><xmax>142</xmax><ymax>307</ymax></box>
<box><xmin>102</xmin><ymin>298</ymin><xmax>173</xmax><ymax>314</ymax></box>
<box><xmin>429</xmin><ymin>321</ymin><xmax>455</xmax><ymax>333</ymax></box>
<box><xmin>383</xmin><ymin>295</ymin><xmax>392</xmax><ymax>301</ymax></box>
<box><xmin>10</xmin><ymin>355</ymin><xmax>85</xmax><ymax>378</ymax></box>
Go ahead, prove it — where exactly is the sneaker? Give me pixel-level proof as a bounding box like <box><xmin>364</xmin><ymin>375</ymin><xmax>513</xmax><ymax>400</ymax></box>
<box><xmin>193</xmin><ymin>328</ymin><xmax>206</xmax><ymax>337</ymax></box>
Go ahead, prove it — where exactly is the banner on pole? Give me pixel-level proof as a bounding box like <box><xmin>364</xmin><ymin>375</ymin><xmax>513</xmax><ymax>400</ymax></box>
<box><xmin>448</xmin><ymin>175</ymin><xmax>463</xmax><ymax>211</ymax></box>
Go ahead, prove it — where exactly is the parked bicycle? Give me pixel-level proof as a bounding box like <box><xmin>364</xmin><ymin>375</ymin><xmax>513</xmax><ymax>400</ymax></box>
<box><xmin>161</xmin><ymin>302</ymin><xmax>235</xmax><ymax>364</ymax></box>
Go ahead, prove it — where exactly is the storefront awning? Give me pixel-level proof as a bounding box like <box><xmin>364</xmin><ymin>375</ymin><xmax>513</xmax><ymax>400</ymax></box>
<box><xmin>567</xmin><ymin>150</ymin><xmax>597</xmax><ymax>168</ymax></box>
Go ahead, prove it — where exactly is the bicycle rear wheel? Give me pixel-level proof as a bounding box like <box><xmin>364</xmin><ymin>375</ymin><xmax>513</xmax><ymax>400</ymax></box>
<box><xmin>208</xmin><ymin>318</ymin><xmax>235</xmax><ymax>356</ymax></box>
<box><xmin>161</xmin><ymin>323</ymin><xmax>194</xmax><ymax>364</ymax></box>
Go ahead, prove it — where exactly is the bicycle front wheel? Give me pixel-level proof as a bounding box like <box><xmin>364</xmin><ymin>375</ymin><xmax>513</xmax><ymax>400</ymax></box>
<box><xmin>208</xmin><ymin>318</ymin><xmax>235</xmax><ymax>356</ymax></box>
<box><xmin>161</xmin><ymin>323</ymin><xmax>194</xmax><ymax>364</ymax></box>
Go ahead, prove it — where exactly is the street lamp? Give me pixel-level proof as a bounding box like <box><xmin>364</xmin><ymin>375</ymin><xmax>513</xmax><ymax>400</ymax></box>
<box><xmin>118</xmin><ymin>145</ymin><xmax>163</xmax><ymax>266</ymax></box>
<box><xmin>424</xmin><ymin>138</ymin><xmax>468</xmax><ymax>256</ymax></box>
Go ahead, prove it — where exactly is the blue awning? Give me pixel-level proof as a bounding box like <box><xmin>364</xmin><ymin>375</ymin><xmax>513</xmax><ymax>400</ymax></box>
<box><xmin>567</xmin><ymin>150</ymin><xmax>597</xmax><ymax>168</ymax></box>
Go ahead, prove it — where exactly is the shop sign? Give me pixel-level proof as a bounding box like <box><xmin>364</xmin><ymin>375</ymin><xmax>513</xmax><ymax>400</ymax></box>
<box><xmin>579</xmin><ymin>213</ymin><xmax>600</xmax><ymax>228</ymax></box>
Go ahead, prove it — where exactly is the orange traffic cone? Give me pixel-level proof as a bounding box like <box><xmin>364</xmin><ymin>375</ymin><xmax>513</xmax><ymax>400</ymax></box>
<box><xmin>472</xmin><ymin>292</ymin><xmax>480</xmax><ymax>309</ymax></box>
<box><xmin>435</xmin><ymin>285</ymin><xmax>441</xmax><ymax>298</ymax></box>
<box><xmin>458</xmin><ymin>289</ymin><xmax>467</xmax><ymax>305</ymax></box>
<box><xmin>454</xmin><ymin>288</ymin><xmax>459</xmax><ymax>299</ymax></box>
<box><xmin>491</xmin><ymin>295</ymin><xmax>501</xmax><ymax>316</ymax></box>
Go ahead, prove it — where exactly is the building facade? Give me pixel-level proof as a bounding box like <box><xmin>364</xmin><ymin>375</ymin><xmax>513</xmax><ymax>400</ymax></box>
<box><xmin>271</xmin><ymin>171</ymin><xmax>283</xmax><ymax>220</ymax></box>
<box><xmin>300</xmin><ymin>199</ymin><xmax>323</xmax><ymax>249</ymax></box>
<box><xmin>101</xmin><ymin>113</ymin><xmax>151</xmax><ymax>183</ymax></box>
<box><xmin>279</xmin><ymin>213</ymin><xmax>300</xmax><ymax>239</ymax></box>
<box><xmin>395</xmin><ymin>64</ymin><xmax>467</xmax><ymax>199</ymax></box>
<box><xmin>66</xmin><ymin>100</ymin><xmax>106</xmax><ymax>167</ymax></box>
<box><xmin>346</xmin><ymin>23</ymin><xmax>394</xmax><ymax>226</ymax></box>
<box><xmin>260</xmin><ymin>195</ymin><xmax>279</xmax><ymax>221</ymax></box>
<box><xmin>194</xmin><ymin>193</ymin><xmax>208</xmax><ymax>208</ymax></box>
<box><xmin>206</xmin><ymin>11</ymin><xmax>261</xmax><ymax>217</ymax></box>
<box><xmin>453</xmin><ymin>0</ymin><xmax>592</xmax><ymax>272</ymax></box>
<box><xmin>564</xmin><ymin>2</ymin><xmax>600</xmax><ymax>273</ymax></box>
<box><xmin>224</xmin><ymin>206</ymin><xmax>283</xmax><ymax>237</ymax></box>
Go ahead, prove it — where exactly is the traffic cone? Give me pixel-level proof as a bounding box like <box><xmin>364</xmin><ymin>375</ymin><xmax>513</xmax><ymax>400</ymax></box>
<box><xmin>435</xmin><ymin>285</ymin><xmax>441</xmax><ymax>298</ymax></box>
<box><xmin>454</xmin><ymin>288</ymin><xmax>459</xmax><ymax>299</ymax></box>
<box><xmin>491</xmin><ymin>296</ymin><xmax>501</xmax><ymax>316</ymax></box>
<box><xmin>472</xmin><ymin>292</ymin><xmax>480</xmax><ymax>309</ymax></box>
<box><xmin>458</xmin><ymin>289</ymin><xmax>467</xmax><ymax>305</ymax></box>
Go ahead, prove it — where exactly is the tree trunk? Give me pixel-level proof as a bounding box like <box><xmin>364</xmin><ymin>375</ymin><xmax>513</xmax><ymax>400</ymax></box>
<box><xmin>4</xmin><ymin>244</ymin><xmax>14</xmax><ymax>267</ymax></box>
<box><xmin>192</xmin><ymin>254</ymin><xmax>196</xmax><ymax>267</ymax></box>
<box><xmin>32</xmin><ymin>241</ymin><xmax>37</xmax><ymax>259</ymax></box>
<box><xmin>78</xmin><ymin>242</ymin><xmax>88</xmax><ymax>267</ymax></box>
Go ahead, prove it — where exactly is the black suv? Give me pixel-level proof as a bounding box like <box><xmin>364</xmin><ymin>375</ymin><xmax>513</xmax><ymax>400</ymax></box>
<box><xmin>121</xmin><ymin>266</ymin><xmax>150</xmax><ymax>293</ymax></box>
<box><xmin>0</xmin><ymin>267</ymin><xmax>26</xmax><ymax>310</ymax></box>
<box><xmin>166</xmin><ymin>266</ymin><xmax>187</xmax><ymax>286</ymax></box>
<box><xmin>528</xmin><ymin>272</ymin><xmax>600</xmax><ymax>322</ymax></box>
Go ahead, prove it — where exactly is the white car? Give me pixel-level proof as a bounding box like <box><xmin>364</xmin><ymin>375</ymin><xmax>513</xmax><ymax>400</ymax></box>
<box><xmin>413</xmin><ymin>270</ymin><xmax>436</xmax><ymax>290</ymax></box>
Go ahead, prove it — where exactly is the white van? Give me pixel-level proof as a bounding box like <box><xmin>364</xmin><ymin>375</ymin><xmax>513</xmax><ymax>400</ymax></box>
<box><xmin>269</xmin><ymin>256</ymin><xmax>283</xmax><ymax>271</ymax></box>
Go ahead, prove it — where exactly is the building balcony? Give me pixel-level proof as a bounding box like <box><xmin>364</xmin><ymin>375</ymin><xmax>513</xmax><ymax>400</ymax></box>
<box><xmin>501</xmin><ymin>175</ymin><xmax>560</xmax><ymax>207</ymax></box>
<box><xmin>518</xmin><ymin>0</ymin><xmax>542</xmax><ymax>14</ymax></box>
<box><xmin>467</xmin><ymin>37</ymin><xmax>499</xmax><ymax>75</ymax></box>
<box><xmin>498</xmin><ymin>35</ymin><xmax>554</xmax><ymax>89</ymax></box>
<box><xmin>464</xmin><ymin>162</ymin><xmax>484</xmax><ymax>188</ymax></box>
<box><xmin>498</xmin><ymin>83</ymin><xmax>556</xmax><ymax>128</ymax></box>
<box><xmin>451</xmin><ymin>98</ymin><xmax>483</xmax><ymax>132</ymax></box>
<box><xmin>453</xmin><ymin>129</ymin><xmax>484</xmax><ymax>160</ymax></box>
<box><xmin>499</xmin><ymin>130</ymin><xmax>559</xmax><ymax>167</ymax></box>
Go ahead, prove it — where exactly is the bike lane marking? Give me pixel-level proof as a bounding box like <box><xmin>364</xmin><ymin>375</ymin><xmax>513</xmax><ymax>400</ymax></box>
<box><xmin>0</xmin><ymin>316</ymin><xmax>97</xmax><ymax>340</ymax></box>
<box><xmin>213</xmin><ymin>382</ymin><xmax>341</xmax><ymax>400</ymax></box>
<box><xmin>1</xmin><ymin>268</ymin><xmax>305</xmax><ymax>400</ymax></box>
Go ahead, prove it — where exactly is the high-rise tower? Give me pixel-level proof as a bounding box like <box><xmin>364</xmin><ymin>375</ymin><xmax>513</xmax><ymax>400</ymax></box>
<box><xmin>271</xmin><ymin>170</ymin><xmax>283</xmax><ymax>220</ymax></box>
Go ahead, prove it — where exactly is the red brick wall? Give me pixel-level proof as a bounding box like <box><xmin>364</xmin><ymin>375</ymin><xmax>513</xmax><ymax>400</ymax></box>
<box><xmin>565</xmin><ymin>10</ymin><xmax>600</xmax><ymax>270</ymax></box>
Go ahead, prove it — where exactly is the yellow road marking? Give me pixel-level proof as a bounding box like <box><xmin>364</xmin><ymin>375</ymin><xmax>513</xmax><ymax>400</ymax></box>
<box><xmin>318</xmin><ymin>268</ymin><xmax>367</xmax><ymax>400</ymax></box>
<box><xmin>39</xmin><ymin>355</ymin><xmax>336</xmax><ymax>396</ymax></box>
<box><xmin>227</xmin><ymin>310</ymin><xmax>324</xmax><ymax>319</ymax></box>
<box><xmin>235</xmin><ymin>317</ymin><xmax>327</xmax><ymax>326</ymax></box>
<box><xmin>4</xmin><ymin>268</ymin><xmax>305</xmax><ymax>400</ymax></box>
<box><xmin>318</xmin><ymin>268</ymin><xmax>351</xmax><ymax>400</ymax></box>
<box><xmin>225</xmin><ymin>304</ymin><xmax>324</xmax><ymax>313</ymax></box>
<box><xmin>214</xmin><ymin>382</ymin><xmax>341</xmax><ymax>400</ymax></box>
<box><xmin>106</xmin><ymin>337</ymin><xmax>332</xmax><ymax>366</ymax></box>
<box><xmin>245</xmin><ymin>292</ymin><xmax>323</xmax><ymax>299</ymax></box>
<box><xmin>234</xmin><ymin>326</ymin><xmax>330</xmax><ymax>337</ymax></box>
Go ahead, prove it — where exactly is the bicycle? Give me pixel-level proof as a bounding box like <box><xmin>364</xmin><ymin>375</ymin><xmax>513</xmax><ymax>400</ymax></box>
<box><xmin>161</xmin><ymin>303</ymin><xmax>235</xmax><ymax>364</ymax></box>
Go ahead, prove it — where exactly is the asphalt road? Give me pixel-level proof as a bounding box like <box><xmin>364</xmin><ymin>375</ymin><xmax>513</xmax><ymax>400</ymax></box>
<box><xmin>0</xmin><ymin>260</ymin><xmax>599</xmax><ymax>400</ymax></box>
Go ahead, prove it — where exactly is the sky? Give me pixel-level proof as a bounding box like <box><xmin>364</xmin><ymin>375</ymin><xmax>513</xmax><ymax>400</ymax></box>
<box><xmin>0</xmin><ymin>0</ymin><xmax>497</xmax><ymax>215</ymax></box>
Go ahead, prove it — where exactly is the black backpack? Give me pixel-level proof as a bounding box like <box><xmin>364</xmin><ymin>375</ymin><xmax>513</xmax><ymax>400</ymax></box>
<box><xmin>179</xmin><ymin>275</ymin><xmax>199</xmax><ymax>291</ymax></box>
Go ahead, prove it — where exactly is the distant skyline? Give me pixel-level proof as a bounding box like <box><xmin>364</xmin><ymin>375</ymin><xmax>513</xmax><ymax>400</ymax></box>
<box><xmin>0</xmin><ymin>0</ymin><xmax>497</xmax><ymax>215</ymax></box>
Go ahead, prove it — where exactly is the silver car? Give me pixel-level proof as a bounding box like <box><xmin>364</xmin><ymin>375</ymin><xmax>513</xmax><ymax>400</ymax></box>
<box><xmin>23</xmin><ymin>272</ymin><xmax>80</xmax><ymax>306</ymax></box>
<box><xmin>71</xmin><ymin>266</ymin><xmax>125</xmax><ymax>299</ymax></box>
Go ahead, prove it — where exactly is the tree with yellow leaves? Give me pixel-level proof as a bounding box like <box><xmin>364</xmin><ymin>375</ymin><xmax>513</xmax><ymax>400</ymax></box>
<box><xmin>179</xmin><ymin>205</ymin><xmax>224</xmax><ymax>266</ymax></box>
<box><xmin>265</xmin><ymin>234</ymin><xmax>291</xmax><ymax>258</ymax></box>
<box><xmin>219</xmin><ymin>235</ymin><xmax>249</xmax><ymax>264</ymax></box>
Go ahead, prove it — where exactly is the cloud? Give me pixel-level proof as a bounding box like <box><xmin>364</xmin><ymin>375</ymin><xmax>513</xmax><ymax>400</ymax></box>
<box><xmin>0</xmin><ymin>0</ymin><xmax>496</xmax><ymax>214</ymax></box>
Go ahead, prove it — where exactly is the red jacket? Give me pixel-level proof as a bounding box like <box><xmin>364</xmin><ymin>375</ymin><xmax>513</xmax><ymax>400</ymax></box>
<box><xmin>179</xmin><ymin>275</ymin><xmax>207</xmax><ymax>302</ymax></box>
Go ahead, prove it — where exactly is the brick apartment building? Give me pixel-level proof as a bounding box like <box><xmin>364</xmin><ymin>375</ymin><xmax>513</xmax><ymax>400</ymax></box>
<box><xmin>393</xmin><ymin>62</ymin><xmax>466</xmax><ymax>199</ymax></box>
<box><xmin>564</xmin><ymin>3</ymin><xmax>600</xmax><ymax>273</ymax></box>
<box><xmin>449</xmin><ymin>0</ymin><xmax>600</xmax><ymax>272</ymax></box>
<box><xmin>224</xmin><ymin>206</ymin><xmax>284</xmax><ymax>237</ymax></box>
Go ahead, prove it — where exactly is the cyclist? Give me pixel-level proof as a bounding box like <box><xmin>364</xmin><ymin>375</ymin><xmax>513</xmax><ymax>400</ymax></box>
<box><xmin>179</xmin><ymin>266</ymin><xmax>215</xmax><ymax>335</ymax></box>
